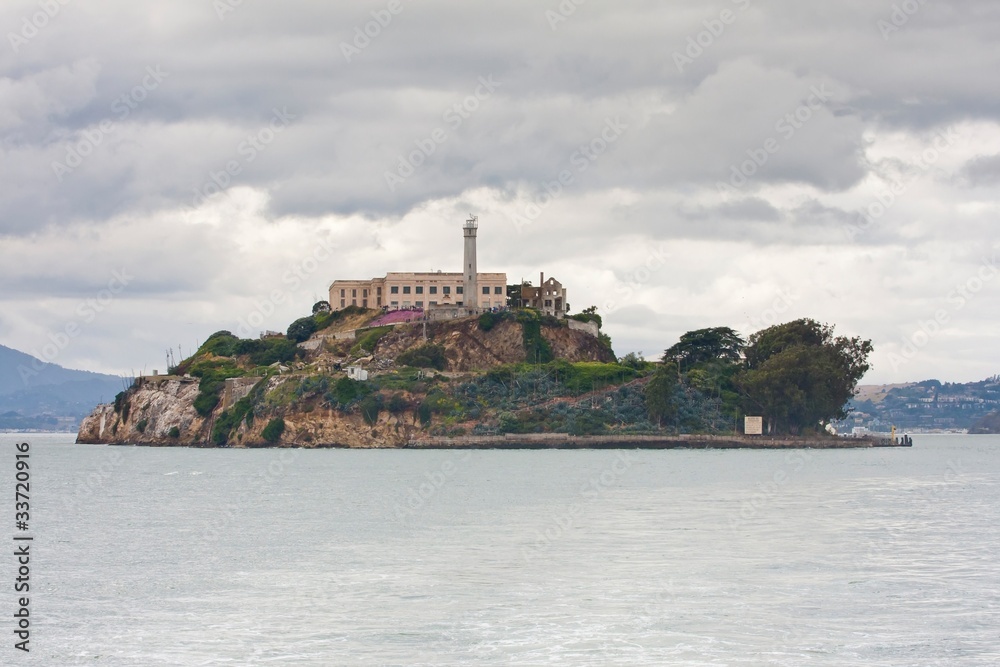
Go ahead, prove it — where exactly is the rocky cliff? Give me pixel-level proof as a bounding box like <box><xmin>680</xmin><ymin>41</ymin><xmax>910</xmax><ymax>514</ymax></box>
<box><xmin>77</xmin><ymin>311</ymin><xmax>616</xmax><ymax>448</ymax></box>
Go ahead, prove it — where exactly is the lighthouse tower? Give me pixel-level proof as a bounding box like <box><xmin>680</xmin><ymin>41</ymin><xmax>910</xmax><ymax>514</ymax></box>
<box><xmin>463</xmin><ymin>215</ymin><xmax>478</xmax><ymax>312</ymax></box>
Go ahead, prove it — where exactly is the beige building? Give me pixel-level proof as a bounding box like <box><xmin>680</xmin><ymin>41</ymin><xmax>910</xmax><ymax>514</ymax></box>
<box><xmin>330</xmin><ymin>271</ymin><xmax>507</xmax><ymax>311</ymax></box>
<box><xmin>520</xmin><ymin>273</ymin><xmax>568</xmax><ymax>317</ymax></box>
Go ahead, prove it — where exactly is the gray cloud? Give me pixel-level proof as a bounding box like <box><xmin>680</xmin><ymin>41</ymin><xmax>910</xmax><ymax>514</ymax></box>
<box><xmin>1</xmin><ymin>0</ymin><xmax>999</xmax><ymax>382</ymax></box>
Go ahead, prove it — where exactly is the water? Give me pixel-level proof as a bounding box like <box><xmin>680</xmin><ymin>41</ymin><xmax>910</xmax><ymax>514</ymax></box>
<box><xmin>5</xmin><ymin>433</ymin><xmax>999</xmax><ymax>665</ymax></box>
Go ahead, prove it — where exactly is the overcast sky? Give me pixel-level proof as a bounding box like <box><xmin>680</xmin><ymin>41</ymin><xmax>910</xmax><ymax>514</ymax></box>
<box><xmin>2</xmin><ymin>0</ymin><xmax>999</xmax><ymax>384</ymax></box>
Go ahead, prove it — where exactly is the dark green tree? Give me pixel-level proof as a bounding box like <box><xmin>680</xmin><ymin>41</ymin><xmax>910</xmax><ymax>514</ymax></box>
<box><xmin>664</xmin><ymin>327</ymin><xmax>745</xmax><ymax>366</ymax></box>
<box><xmin>736</xmin><ymin>319</ymin><xmax>873</xmax><ymax>434</ymax></box>
<box><xmin>287</xmin><ymin>316</ymin><xmax>318</xmax><ymax>343</ymax></box>
<box><xmin>644</xmin><ymin>362</ymin><xmax>680</xmax><ymax>427</ymax></box>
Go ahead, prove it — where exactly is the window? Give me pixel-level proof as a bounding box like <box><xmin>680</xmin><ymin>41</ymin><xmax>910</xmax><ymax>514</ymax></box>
<box><xmin>403</xmin><ymin>286</ymin><xmax>411</xmax><ymax>294</ymax></box>
<box><xmin>482</xmin><ymin>286</ymin><xmax>489</xmax><ymax>294</ymax></box>
<box><xmin>340</xmin><ymin>299</ymin><xmax>345</xmax><ymax>307</ymax></box>
<box><xmin>391</xmin><ymin>300</ymin><xmax>398</xmax><ymax>307</ymax></box>
<box><xmin>415</xmin><ymin>301</ymin><xmax>423</xmax><ymax>307</ymax></box>
<box><xmin>362</xmin><ymin>299</ymin><xmax>368</xmax><ymax>307</ymax></box>
<box><xmin>429</xmin><ymin>301</ymin><xmax>438</xmax><ymax>306</ymax></box>
<box><xmin>429</xmin><ymin>286</ymin><xmax>437</xmax><ymax>294</ymax></box>
<box><xmin>403</xmin><ymin>301</ymin><xmax>411</xmax><ymax>307</ymax></box>
<box><xmin>456</xmin><ymin>286</ymin><xmax>463</xmax><ymax>294</ymax></box>
<box><xmin>415</xmin><ymin>286</ymin><xmax>423</xmax><ymax>294</ymax></box>
<box><xmin>443</xmin><ymin>286</ymin><xmax>451</xmax><ymax>294</ymax></box>
<box><xmin>391</xmin><ymin>286</ymin><xmax>399</xmax><ymax>294</ymax></box>
<box><xmin>544</xmin><ymin>299</ymin><xmax>552</xmax><ymax>307</ymax></box>
<box><xmin>340</xmin><ymin>289</ymin><xmax>345</xmax><ymax>297</ymax></box>
<box><xmin>363</xmin><ymin>289</ymin><xmax>368</xmax><ymax>297</ymax></box>
<box><xmin>495</xmin><ymin>286</ymin><xmax>503</xmax><ymax>294</ymax></box>
<box><xmin>377</xmin><ymin>297</ymin><xmax>382</xmax><ymax>306</ymax></box>
<box><xmin>352</xmin><ymin>299</ymin><xmax>357</xmax><ymax>306</ymax></box>
<box><xmin>377</xmin><ymin>287</ymin><xmax>382</xmax><ymax>295</ymax></box>
<box><xmin>352</xmin><ymin>289</ymin><xmax>357</xmax><ymax>297</ymax></box>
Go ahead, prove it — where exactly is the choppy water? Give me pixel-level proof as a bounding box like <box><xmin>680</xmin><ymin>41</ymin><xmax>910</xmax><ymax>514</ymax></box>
<box><xmin>6</xmin><ymin>433</ymin><xmax>999</xmax><ymax>665</ymax></box>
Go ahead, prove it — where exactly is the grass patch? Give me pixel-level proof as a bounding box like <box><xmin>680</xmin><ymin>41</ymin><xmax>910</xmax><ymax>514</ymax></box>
<box><xmin>351</xmin><ymin>326</ymin><xmax>393</xmax><ymax>355</ymax></box>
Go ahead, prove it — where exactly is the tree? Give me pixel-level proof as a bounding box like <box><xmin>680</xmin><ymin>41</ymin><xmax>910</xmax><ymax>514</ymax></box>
<box><xmin>312</xmin><ymin>300</ymin><xmax>331</xmax><ymax>314</ymax></box>
<box><xmin>287</xmin><ymin>316</ymin><xmax>318</xmax><ymax>343</ymax></box>
<box><xmin>664</xmin><ymin>327</ymin><xmax>745</xmax><ymax>366</ymax></box>
<box><xmin>736</xmin><ymin>319</ymin><xmax>872</xmax><ymax>434</ymax></box>
<box><xmin>644</xmin><ymin>362</ymin><xmax>680</xmax><ymax>427</ymax></box>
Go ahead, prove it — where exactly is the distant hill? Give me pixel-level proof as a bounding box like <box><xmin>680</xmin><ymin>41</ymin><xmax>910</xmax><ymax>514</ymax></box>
<box><xmin>0</xmin><ymin>345</ymin><xmax>126</xmax><ymax>431</ymax></box>
<box><xmin>838</xmin><ymin>376</ymin><xmax>1000</xmax><ymax>432</ymax></box>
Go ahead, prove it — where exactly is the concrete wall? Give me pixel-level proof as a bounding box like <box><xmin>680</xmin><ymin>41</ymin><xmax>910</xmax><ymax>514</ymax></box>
<box><xmin>567</xmin><ymin>319</ymin><xmax>599</xmax><ymax>337</ymax></box>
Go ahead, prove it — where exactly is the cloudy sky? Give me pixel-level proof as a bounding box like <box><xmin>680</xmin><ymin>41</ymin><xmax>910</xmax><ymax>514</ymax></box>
<box><xmin>2</xmin><ymin>0</ymin><xmax>999</xmax><ymax>384</ymax></box>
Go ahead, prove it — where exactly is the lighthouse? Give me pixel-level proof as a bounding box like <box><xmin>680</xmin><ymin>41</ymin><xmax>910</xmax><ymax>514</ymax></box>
<box><xmin>463</xmin><ymin>215</ymin><xmax>478</xmax><ymax>311</ymax></box>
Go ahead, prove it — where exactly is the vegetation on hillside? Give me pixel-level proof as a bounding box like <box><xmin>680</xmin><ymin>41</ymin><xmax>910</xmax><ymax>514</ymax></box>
<box><xmin>112</xmin><ymin>301</ymin><xmax>874</xmax><ymax>444</ymax></box>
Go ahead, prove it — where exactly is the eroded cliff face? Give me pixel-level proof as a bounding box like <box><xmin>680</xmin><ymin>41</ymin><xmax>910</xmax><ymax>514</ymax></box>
<box><xmin>76</xmin><ymin>314</ymin><xmax>615</xmax><ymax>447</ymax></box>
<box><xmin>75</xmin><ymin>375</ymin><xmax>419</xmax><ymax>448</ymax></box>
<box><xmin>77</xmin><ymin>377</ymin><xmax>208</xmax><ymax>445</ymax></box>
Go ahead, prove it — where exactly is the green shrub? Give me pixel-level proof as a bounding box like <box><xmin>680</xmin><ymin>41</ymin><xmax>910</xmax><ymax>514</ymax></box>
<box><xmin>519</xmin><ymin>314</ymin><xmax>554</xmax><ymax>364</ymax></box>
<box><xmin>198</xmin><ymin>330</ymin><xmax>240</xmax><ymax>357</ymax></box>
<box><xmin>418</xmin><ymin>401</ymin><xmax>433</xmax><ymax>425</ymax></box>
<box><xmin>261</xmin><ymin>418</ymin><xmax>285</xmax><ymax>443</ymax></box>
<box><xmin>287</xmin><ymin>316</ymin><xmax>318</xmax><ymax>343</ymax></box>
<box><xmin>168</xmin><ymin>426</ymin><xmax>181</xmax><ymax>438</ymax></box>
<box><xmin>327</xmin><ymin>376</ymin><xmax>371</xmax><ymax>407</ymax></box>
<box><xmin>136</xmin><ymin>418</ymin><xmax>148</xmax><ymax>434</ymax></box>
<box><xmin>359</xmin><ymin>394</ymin><xmax>383</xmax><ymax>425</ymax></box>
<box><xmin>114</xmin><ymin>391</ymin><xmax>131</xmax><ymax>421</ymax></box>
<box><xmin>210</xmin><ymin>396</ymin><xmax>255</xmax><ymax>445</ymax></box>
<box><xmin>478</xmin><ymin>311</ymin><xmax>504</xmax><ymax>331</ymax></box>
<box><xmin>352</xmin><ymin>326</ymin><xmax>393</xmax><ymax>354</ymax></box>
<box><xmin>387</xmin><ymin>393</ymin><xmax>408</xmax><ymax>413</ymax></box>
<box><xmin>396</xmin><ymin>343</ymin><xmax>447</xmax><ymax>370</ymax></box>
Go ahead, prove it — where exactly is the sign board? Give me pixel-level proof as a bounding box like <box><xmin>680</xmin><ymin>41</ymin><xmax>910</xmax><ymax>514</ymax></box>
<box><xmin>744</xmin><ymin>416</ymin><xmax>763</xmax><ymax>435</ymax></box>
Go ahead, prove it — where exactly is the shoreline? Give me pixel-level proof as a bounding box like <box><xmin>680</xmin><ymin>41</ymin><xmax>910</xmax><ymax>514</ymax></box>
<box><xmin>92</xmin><ymin>434</ymin><xmax>912</xmax><ymax>450</ymax></box>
